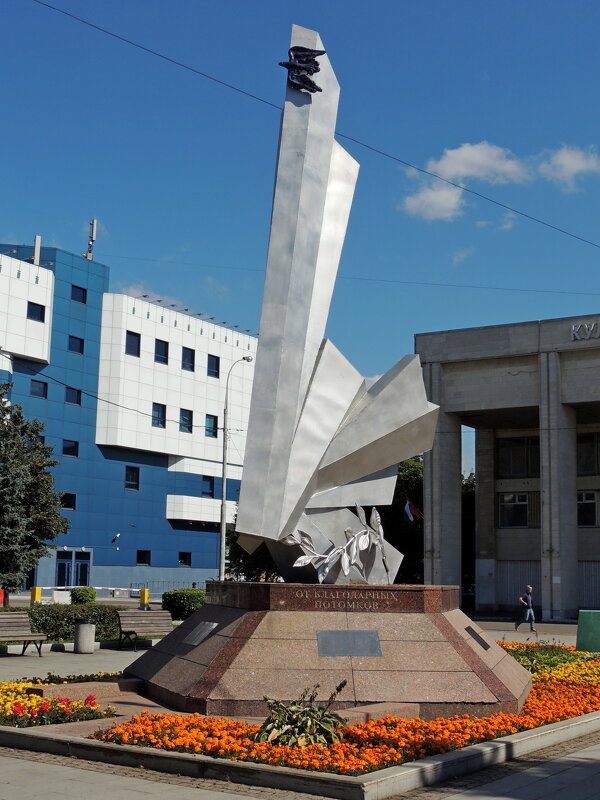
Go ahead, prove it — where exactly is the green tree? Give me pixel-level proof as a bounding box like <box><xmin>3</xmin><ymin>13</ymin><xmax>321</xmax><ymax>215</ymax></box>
<box><xmin>0</xmin><ymin>383</ymin><xmax>69</xmax><ymax>602</ymax></box>
<box><xmin>378</xmin><ymin>456</ymin><xmax>425</xmax><ymax>583</ymax></box>
<box><xmin>226</xmin><ymin>523</ymin><xmax>280</xmax><ymax>582</ymax></box>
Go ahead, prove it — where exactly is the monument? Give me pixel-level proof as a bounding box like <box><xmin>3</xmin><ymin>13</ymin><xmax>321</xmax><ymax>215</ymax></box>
<box><xmin>126</xmin><ymin>26</ymin><xmax>531</xmax><ymax>719</ymax></box>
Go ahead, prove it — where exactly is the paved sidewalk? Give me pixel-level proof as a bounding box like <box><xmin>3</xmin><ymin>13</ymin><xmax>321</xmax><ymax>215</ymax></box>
<box><xmin>0</xmin><ymin>646</ymin><xmax>143</xmax><ymax>681</ymax></box>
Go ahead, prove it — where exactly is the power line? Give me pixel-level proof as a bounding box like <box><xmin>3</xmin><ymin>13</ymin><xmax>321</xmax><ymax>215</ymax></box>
<box><xmin>30</xmin><ymin>0</ymin><xmax>600</xmax><ymax>253</ymax></box>
<box><xmin>98</xmin><ymin>251</ymin><xmax>600</xmax><ymax>299</ymax></box>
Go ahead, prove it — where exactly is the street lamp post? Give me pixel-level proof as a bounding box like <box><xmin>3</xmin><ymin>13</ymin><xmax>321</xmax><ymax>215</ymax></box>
<box><xmin>219</xmin><ymin>355</ymin><xmax>253</xmax><ymax>581</ymax></box>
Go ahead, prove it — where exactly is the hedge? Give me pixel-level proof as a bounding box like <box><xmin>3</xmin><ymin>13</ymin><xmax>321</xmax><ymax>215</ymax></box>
<box><xmin>161</xmin><ymin>588</ymin><xmax>206</xmax><ymax>620</ymax></box>
<box><xmin>0</xmin><ymin>604</ymin><xmax>121</xmax><ymax>641</ymax></box>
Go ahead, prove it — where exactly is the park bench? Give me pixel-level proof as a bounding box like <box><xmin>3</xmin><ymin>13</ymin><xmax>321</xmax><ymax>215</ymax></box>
<box><xmin>0</xmin><ymin>613</ymin><xmax>47</xmax><ymax>656</ymax></box>
<box><xmin>116</xmin><ymin>610</ymin><xmax>173</xmax><ymax>651</ymax></box>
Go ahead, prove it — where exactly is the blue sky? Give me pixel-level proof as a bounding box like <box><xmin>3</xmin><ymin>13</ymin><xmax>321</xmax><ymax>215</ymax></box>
<box><xmin>4</xmin><ymin>1</ymin><xmax>600</xmax><ymax>471</ymax></box>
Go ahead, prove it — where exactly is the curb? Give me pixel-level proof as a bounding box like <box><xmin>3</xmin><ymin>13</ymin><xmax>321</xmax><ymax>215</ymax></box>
<box><xmin>2</xmin><ymin>710</ymin><xmax>600</xmax><ymax>799</ymax></box>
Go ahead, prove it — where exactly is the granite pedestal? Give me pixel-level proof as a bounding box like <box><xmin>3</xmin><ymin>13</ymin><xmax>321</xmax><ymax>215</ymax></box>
<box><xmin>125</xmin><ymin>583</ymin><xmax>531</xmax><ymax>720</ymax></box>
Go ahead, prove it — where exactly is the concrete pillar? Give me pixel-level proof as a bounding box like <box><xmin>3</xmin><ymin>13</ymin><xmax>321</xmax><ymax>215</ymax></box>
<box><xmin>423</xmin><ymin>362</ymin><xmax>462</xmax><ymax>586</ymax></box>
<box><xmin>475</xmin><ymin>429</ymin><xmax>497</xmax><ymax>610</ymax></box>
<box><xmin>539</xmin><ymin>351</ymin><xmax>578</xmax><ymax>620</ymax></box>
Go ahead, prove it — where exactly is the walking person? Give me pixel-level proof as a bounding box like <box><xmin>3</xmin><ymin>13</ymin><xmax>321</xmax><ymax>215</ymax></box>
<box><xmin>515</xmin><ymin>584</ymin><xmax>538</xmax><ymax>636</ymax></box>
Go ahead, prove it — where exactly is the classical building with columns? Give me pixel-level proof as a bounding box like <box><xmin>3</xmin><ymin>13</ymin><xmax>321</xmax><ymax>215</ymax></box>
<box><xmin>415</xmin><ymin>313</ymin><xmax>600</xmax><ymax>621</ymax></box>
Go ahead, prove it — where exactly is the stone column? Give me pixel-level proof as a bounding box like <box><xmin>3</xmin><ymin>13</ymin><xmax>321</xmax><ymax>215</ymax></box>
<box><xmin>539</xmin><ymin>351</ymin><xmax>578</xmax><ymax>619</ymax></box>
<box><xmin>475</xmin><ymin>429</ymin><xmax>497</xmax><ymax>610</ymax></box>
<box><xmin>423</xmin><ymin>362</ymin><xmax>462</xmax><ymax>586</ymax></box>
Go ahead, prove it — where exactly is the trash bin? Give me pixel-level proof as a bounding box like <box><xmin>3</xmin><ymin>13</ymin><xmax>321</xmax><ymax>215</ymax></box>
<box><xmin>74</xmin><ymin>618</ymin><xmax>96</xmax><ymax>654</ymax></box>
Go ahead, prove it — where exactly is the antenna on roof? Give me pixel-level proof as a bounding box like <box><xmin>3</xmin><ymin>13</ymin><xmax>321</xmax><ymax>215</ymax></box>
<box><xmin>84</xmin><ymin>219</ymin><xmax>97</xmax><ymax>261</ymax></box>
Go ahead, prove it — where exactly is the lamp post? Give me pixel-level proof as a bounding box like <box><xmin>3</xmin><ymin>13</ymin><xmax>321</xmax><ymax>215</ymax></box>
<box><xmin>219</xmin><ymin>355</ymin><xmax>253</xmax><ymax>581</ymax></box>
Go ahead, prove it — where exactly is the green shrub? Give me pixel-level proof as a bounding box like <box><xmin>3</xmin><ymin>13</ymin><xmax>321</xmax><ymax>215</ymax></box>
<box><xmin>27</xmin><ymin>604</ymin><xmax>121</xmax><ymax>641</ymax></box>
<box><xmin>70</xmin><ymin>586</ymin><xmax>96</xmax><ymax>604</ymax></box>
<box><xmin>161</xmin><ymin>588</ymin><xmax>206</xmax><ymax>620</ymax></box>
<box><xmin>254</xmin><ymin>682</ymin><xmax>347</xmax><ymax>747</ymax></box>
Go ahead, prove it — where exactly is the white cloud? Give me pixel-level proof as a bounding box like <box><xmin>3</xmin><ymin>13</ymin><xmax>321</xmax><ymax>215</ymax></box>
<box><xmin>427</xmin><ymin>141</ymin><xmax>528</xmax><ymax>184</ymax></box>
<box><xmin>498</xmin><ymin>212</ymin><xmax>516</xmax><ymax>231</ymax></box>
<box><xmin>538</xmin><ymin>145</ymin><xmax>600</xmax><ymax>189</ymax></box>
<box><xmin>402</xmin><ymin>184</ymin><xmax>465</xmax><ymax>221</ymax></box>
<box><xmin>451</xmin><ymin>247</ymin><xmax>474</xmax><ymax>265</ymax></box>
<box><xmin>475</xmin><ymin>220</ymin><xmax>491</xmax><ymax>228</ymax></box>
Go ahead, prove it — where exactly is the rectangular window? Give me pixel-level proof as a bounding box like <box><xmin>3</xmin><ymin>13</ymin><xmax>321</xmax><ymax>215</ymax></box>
<box><xmin>152</xmin><ymin>402</ymin><xmax>166</xmax><ymax>428</ymax></box>
<box><xmin>154</xmin><ymin>338</ymin><xmax>169</xmax><ymax>365</ymax></box>
<box><xmin>68</xmin><ymin>335</ymin><xmax>84</xmax><ymax>354</ymax></box>
<box><xmin>62</xmin><ymin>440</ymin><xmax>79</xmax><ymax>458</ymax></box>
<box><xmin>205</xmin><ymin>413</ymin><xmax>218</xmax><ymax>438</ymax></box>
<box><xmin>65</xmin><ymin>386</ymin><xmax>82</xmax><ymax>405</ymax></box>
<box><xmin>179</xmin><ymin>408</ymin><xmax>193</xmax><ymax>433</ymax></box>
<box><xmin>71</xmin><ymin>285</ymin><xmax>87</xmax><ymax>304</ymax></box>
<box><xmin>498</xmin><ymin>493</ymin><xmax>528</xmax><ymax>527</ymax></box>
<box><xmin>182</xmin><ymin>346</ymin><xmax>195</xmax><ymax>372</ymax></box>
<box><xmin>207</xmin><ymin>354</ymin><xmax>220</xmax><ymax>378</ymax></box>
<box><xmin>30</xmin><ymin>379</ymin><xmax>48</xmax><ymax>398</ymax></box>
<box><xmin>178</xmin><ymin>552</ymin><xmax>192</xmax><ymax>567</ymax></box>
<box><xmin>125</xmin><ymin>331</ymin><xmax>141</xmax><ymax>357</ymax></box>
<box><xmin>201</xmin><ymin>475</ymin><xmax>215</xmax><ymax>498</ymax></box>
<box><xmin>27</xmin><ymin>301</ymin><xmax>45</xmax><ymax>322</ymax></box>
<box><xmin>496</xmin><ymin>437</ymin><xmax>540</xmax><ymax>478</ymax></box>
<box><xmin>61</xmin><ymin>493</ymin><xmax>77</xmax><ymax>510</ymax></box>
<box><xmin>125</xmin><ymin>465</ymin><xmax>140</xmax><ymax>491</ymax></box>
<box><xmin>577</xmin><ymin>434</ymin><xmax>599</xmax><ymax>476</ymax></box>
<box><xmin>578</xmin><ymin>491</ymin><xmax>597</xmax><ymax>526</ymax></box>
<box><xmin>136</xmin><ymin>550</ymin><xmax>151</xmax><ymax>566</ymax></box>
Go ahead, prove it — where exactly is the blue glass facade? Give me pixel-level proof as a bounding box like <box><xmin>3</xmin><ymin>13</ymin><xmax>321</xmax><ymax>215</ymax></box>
<box><xmin>1</xmin><ymin>244</ymin><xmax>241</xmax><ymax>592</ymax></box>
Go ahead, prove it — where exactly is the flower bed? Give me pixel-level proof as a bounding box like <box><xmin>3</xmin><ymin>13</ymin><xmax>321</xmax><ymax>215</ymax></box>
<box><xmin>92</xmin><ymin>643</ymin><xmax>600</xmax><ymax>775</ymax></box>
<box><xmin>0</xmin><ymin>680</ymin><xmax>116</xmax><ymax>727</ymax></box>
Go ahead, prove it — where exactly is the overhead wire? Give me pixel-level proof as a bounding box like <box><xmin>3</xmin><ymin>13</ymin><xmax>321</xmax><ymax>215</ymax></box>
<box><xmin>30</xmin><ymin>0</ymin><xmax>600</xmax><ymax>253</ymax></box>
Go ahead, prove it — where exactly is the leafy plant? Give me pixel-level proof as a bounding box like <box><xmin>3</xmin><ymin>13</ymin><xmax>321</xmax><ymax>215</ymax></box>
<box><xmin>25</xmin><ymin>604</ymin><xmax>121</xmax><ymax>641</ymax></box>
<box><xmin>70</xmin><ymin>586</ymin><xmax>96</xmax><ymax>604</ymax></box>
<box><xmin>161</xmin><ymin>588</ymin><xmax>205</xmax><ymax>620</ymax></box>
<box><xmin>501</xmin><ymin>642</ymin><xmax>599</xmax><ymax>673</ymax></box>
<box><xmin>254</xmin><ymin>681</ymin><xmax>347</xmax><ymax>747</ymax></box>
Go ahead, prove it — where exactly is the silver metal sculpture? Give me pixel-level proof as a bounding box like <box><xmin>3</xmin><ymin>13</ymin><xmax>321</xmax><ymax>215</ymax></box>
<box><xmin>235</xmin><ymin>26</ymin><xmax>438</xmax><ymax>585</ymax></box>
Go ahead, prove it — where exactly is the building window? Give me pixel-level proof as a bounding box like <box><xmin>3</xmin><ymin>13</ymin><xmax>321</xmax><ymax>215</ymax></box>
<box><xmin>205</xmin><ymin>414</ymin><xmax>218</xmax><ymax>438</ymax></box>
<box><xmin>577</xmin><ymin>434</ymin><xmax>599</xmax><ymax>476</ymax></box>
<box><xmin>154</xmin><ymin>338</ymin><xmax>169</xmax><ymax>365</ymax></box>
<box><xmin>125</xmin><ymin>331</ymin><xmax>141</xmax><ymax>357</ymax></box>
<box><xmin>179</xmin><ymin>408</ymin><xmax>193</xmax><ymax>433</ymax></box>
<box><xmin>61</xmin><ymin>493</ymin><xmax>77</xmax><ymax>510</ymax></box>
<box><xmin>498</xmin><ymin>493</ymin><xmax>528</xmax><ymax>527</ymax></box>
<box><xmin>27</xmin><ymin>302</ymin><xmax>45</xmax><ymax>322</ymax></box>
<box><xmin>125</xmin><ymin>465</ymin><xmax>140</xmax><ymax>491</ymax></box>
<box><xmin>68</xmin><ymin>335</ymin><xmax>84</xmax><ymax>354</ymax></box>
<box><xmin>71</xmin><ymin>285</ymin><xmax>87</xmax><ymax>304</ymax></box>
<box><xmin>201</xmin><ymin>475</ymin><xmax>215</xmax><ymax>498</ymax></box>
<box><xmin>137</xmin><ymin>549</ymin><xmax>151</xmax><ymax>566</ymax></box>
<box><xmin>65</xmin><ymin>386</ymin><xmax>82</xmax><ymax>405</ymax></box>
<box><xmin>30</xmin><ymin>379</ymin><xmax>48</xmax><ymax>398</ymax></box>
<box><xmin>152</xmin><ymin>402</ymin><xmax>166</xmax><ymax>428</ymax></box>
<box><xmin>178</xmin><ymin>552</ymin><xmax>192</xmax><ymax>567</ymax></box>
<box><xmin>207</xmin><ymin>354</ymin><xmax>220</xmax><ymax>378</ymax></box>
<box><xmin>578</xmin><ymin>491</ymin><xmax>597</xmax><ymax>526</ymax></box>
<box><xmin>62</xmin><ymin>440</ymin><xmax>79</xmax><ymax>457</ymax></box>
<box><xmin>496</xmin><ymin>437</ymin><xmax>540</xmax><ymax>478</ymax></box>
<box><xmin>182</xmin><ymin>346</ymin><xmax>195</xmax><ymax>372</ymax></box>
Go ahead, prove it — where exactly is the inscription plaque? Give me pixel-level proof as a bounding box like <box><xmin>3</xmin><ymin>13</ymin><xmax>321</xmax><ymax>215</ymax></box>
<box><xmin>464</xmin><ymin>625</ymin><xmax>490</xmax><ymax>651</ymax></box>
<box><xmin>183</xmin><ymin>621</ymin><xmax>218</xmax><ymax>646</ymax></box>
<box><xmin>317</xmin><ymin>630</ymin><xmax>381</xmax><ymax>657</ymax></box>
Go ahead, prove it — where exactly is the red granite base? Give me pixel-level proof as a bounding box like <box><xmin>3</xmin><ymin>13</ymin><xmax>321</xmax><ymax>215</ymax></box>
<box><xmin>125</xmin><ymin>583</ymin><xmax>531</xmax><ymax>721</ymax></box>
